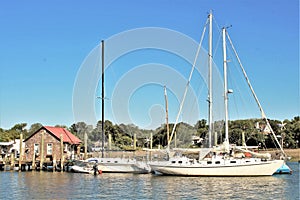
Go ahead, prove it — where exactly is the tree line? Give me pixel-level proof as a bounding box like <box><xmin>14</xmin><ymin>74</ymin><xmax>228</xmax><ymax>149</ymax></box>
<box><xmin>0</xmin><ymin>116</ymin><xmax>299</xmax><ymax>149</ymax></box>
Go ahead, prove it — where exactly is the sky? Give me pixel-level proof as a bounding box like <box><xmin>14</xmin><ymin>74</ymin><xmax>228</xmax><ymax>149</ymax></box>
<box><xmin>0</xmin><ymin>0</ymin><xmax>299</xmax><ymax>130</ymax></box>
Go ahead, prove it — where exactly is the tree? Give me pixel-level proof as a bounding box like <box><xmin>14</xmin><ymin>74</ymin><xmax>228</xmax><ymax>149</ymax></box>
<box><xmin>9</xmin><ymin>123</ymin><xmax>28</xmax><ymax>140</ymax></box>
<box><xmin>28</xmin><ymin>123</ymin><xmax>43</xmax><ymax>135</ymax></box>
<box><xmin>69</xmin><ymin>122</ymin><xmax>92</xmax><ymax>138</ymax></box>
<box><xmin>290</xmin><ymin>116</ymin><xmax>300</xmax><ymax>148</ymax></box>
<box><xmin>195</xmin><ymin>119</ymin><xmax>208</xmax><ymax>139</ymax></box>
<box><xmin>55</xmin><ymin>125</ymin><xmax>68</xmax><ymax>129</ymax></box>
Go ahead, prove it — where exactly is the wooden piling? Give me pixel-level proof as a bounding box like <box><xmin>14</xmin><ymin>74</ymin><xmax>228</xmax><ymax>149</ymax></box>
<box><xmin>150</xmin><ymin>132</ymin><xmax>153</xmax><ymax>160</ymax></box>
<box><xmin>18</xmin><ymin>133</ymin><xmax>23</xmax><ymax>171</ymax></box>
<box><xmin>150</xmin><ymin>132</ymin><xmax>153</xmax><ymax>150</ymax></box>
<box><xmin>174</xmin><ymin>131</ymin><xmax>177</xmax><ymax>148</ymax></box>
<box><xmin>40</xmin><ymin>130</ymin><xmax>45</xmax><ymax>171</ymax></box>
<box><xmin>133</xmin><ymin>133</ymin><xmax>136</xmax><ymax>150</ymax></box>
<box><xmin>60</xmin><ymin>134</ymin><xmax>64</xmax><ymax>172</ymax></box>
<box><xmin>84</xmin><ymin>132</ymin><xmax>87</xmax><ymax>160</ymax></box>
<box><xmin>53</xmin><ymin>154</ymin><xmax>56</xmax><ymax>172</ymax></box>
<box><xmin>32</xmin><ymin>152</ymin><xmax>36</xmax><ymax>170</ymax></box>
<box><xmin>10</xmin><ymin>153</ymin><xmax>15</xmax><ymax>170</ymax></box>
<box><xmin>108</xmin><ymin>133</ymin><xmax>112</xmax><ymax>157</ymax></box>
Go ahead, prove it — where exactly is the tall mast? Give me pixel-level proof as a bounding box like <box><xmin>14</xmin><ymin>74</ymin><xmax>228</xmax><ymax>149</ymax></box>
<box><xmin>222</xmin><ymin>28</ymin><xmax>229</xmax><ymax>147</ymax></box>
<box><xmin>208</xmin><ymin>11</ymin><xmax>213</xmax><ymax>148</ymax></box>
<box><xmin>226</xmin><ymin>32</ymin><xmax>286</xmax><ymax>156</ymax></box>
<box><xmin>101</xmin><ymin>40</ymin><xmax>105</xmax><ymax>158</ymax></box>
<box><xmin>164</xmin><ymin>86</ymin><xmax>170</xmax><ymax>149</ymax></box>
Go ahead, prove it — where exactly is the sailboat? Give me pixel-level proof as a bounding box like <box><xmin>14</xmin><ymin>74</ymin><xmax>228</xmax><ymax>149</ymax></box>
<box><xmin>149</xmin><ymin>12</ymin><xmax>285</xmax><ymax>176</ymax></box>
<box><xmin>78</xmin><ymin>40</ymin><xmax>151</xmax><ymax>174</ymax></box>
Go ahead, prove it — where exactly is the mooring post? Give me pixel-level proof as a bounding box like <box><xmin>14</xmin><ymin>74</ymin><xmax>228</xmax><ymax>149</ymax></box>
<box><xmin>108</xmin><ymin>133</ymin><xmax>111</xmax><ymax>157</ymax></box>
<box><xmin>84</xmin><ymin>132</ymin><xmax>87</xmax><ymax>160</ymax></box>
<box><xmin>53</xmin><ymin>154</ymin><xmax>56</xmax><ymax>172</ymax></box>
<box><xmin>32</xmin><ymin>152</ymin><xmax>36</xmax><ymax>170</ymax></box>
<box><xmin>150</xmin><ymin>132</ymin><xmax>153</xmax><ymax>161</ymax></box>
<box><xmin>18</xmin><ymin>133</ymin><xmax>23</xmax><ymax>171</ymax></box>
<box><xmin>133</xmin><ymin>133</ymin><xmax>136</xmax><ymax>150</ymax></box>
<box><xmin>60</xmin><ymin>134</ymin><xmax>64</xmax><ymax>172</ymax></box>
<box><xmin>40</xmin><ymin>130</ymin><xmax>45</xmax><ymax>171</ymax></box>
<box><xmin>10</xmin><ymin>153</ymin><xmax>15</xmax><ymax>171</ymax></box>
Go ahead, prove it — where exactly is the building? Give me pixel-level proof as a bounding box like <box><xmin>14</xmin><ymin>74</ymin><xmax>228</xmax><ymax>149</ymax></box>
<box><xmin>255</xmin><ymin>122</ymin><xmax>272</xmax><ymax>135</ymax></box>
<box><xmin>24</xmin><ymin>126</ymin><xmax>82</xmax><ymax>162</ymax></box>
<box><xmin>0</xmin><ymin>139</ymin><xmax>25</xmax><ymax>161</ymax></box>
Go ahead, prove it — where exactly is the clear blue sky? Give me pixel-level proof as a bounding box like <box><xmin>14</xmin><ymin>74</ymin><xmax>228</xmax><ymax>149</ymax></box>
<box><xmin>0</xmin><ymin>0</ymin><xmax>299</xmax><ymax>130</ymax></box>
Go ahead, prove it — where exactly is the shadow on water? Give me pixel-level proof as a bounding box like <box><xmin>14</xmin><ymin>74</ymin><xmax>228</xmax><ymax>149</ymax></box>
<box><xmin>0</xmin><ymin>162</ymin><xmax>299</xmax><ymax>199</ymax></box>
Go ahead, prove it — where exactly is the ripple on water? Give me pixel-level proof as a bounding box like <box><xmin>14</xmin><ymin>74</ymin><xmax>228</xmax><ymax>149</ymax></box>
<box><xmin>0</xmin><ymin>162</ymin><xmax>299</xmax><ymax>199</ymax></box>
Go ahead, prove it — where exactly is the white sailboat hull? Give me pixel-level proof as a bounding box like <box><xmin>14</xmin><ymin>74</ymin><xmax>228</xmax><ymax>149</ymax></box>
<box><xmin>88</xmin><ymin>158</ymin><xmax>151</xmax><ymax>174</ymax></box>
<box><xmin>97</xmin><ymin>163</ymin><xmax>149</xmax><ymax>173</ymax></box>
<box><xmin>150</xmin><ymin>158</ymin><xmax>284</xmax><ymax>176</ymax></box>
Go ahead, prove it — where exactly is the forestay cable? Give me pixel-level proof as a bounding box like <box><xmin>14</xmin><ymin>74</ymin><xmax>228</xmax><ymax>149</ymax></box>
<box><xmin>168</xmin><ymin>17</ymin><xmax>209</xmax><ymax>148</ymax></box>
<box><xmin>226</xmin><ymin>31</ymin><xmax>286</xmax><ymax>157</ymax></box>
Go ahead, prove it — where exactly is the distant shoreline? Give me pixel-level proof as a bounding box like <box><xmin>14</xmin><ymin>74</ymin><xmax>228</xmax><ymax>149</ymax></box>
<box><xmin>89</xmin><ymin>148</ymin><xmax>300</xmax><ymax>162</ymax></box>
<box><xmin>265</xmin><ymin>148</ymin><xmax>300</xmax><ymax>162</ymax></box>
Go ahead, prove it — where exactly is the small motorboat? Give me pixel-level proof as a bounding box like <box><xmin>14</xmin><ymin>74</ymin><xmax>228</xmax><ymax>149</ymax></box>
<box><xmin>70</xmin><ymin>160</ymin><xmax>96</xmax><ymax>174</ymax></box>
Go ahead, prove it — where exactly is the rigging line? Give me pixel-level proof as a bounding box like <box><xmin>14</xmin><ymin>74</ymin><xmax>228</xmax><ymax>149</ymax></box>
<box><xmin>213</xmin><ymin>30</ymin><xmax>222</xmax><ymax>58</ymax></box>
<box><xmin>227</xmin><ymin>62</ymin><xmax>240</xmax><ymax>119</ymax></box>
<box><xmin>226</xmin><ymin>32</ymin><xmax>265</xmax><ymax>119</ymax></box>
<box><xmin>185</xmin><ymin>70</ymin><xmax>206</xmax><ymax>126</ymax></box>
<box><xmin>105</xmin><ymin>41</ymin><xmax>123</xmax><ymax>104</ymax></box>
<box><xmin>212</xmin><ymin>14</ymin><xmax>222</xmax><ymax>33</ymax></box>
<box><xmin>90</xmin><ymin>46</ymin><xmax>101</xmax><ymax>98</ymax></box>
<box><xmin>212</xmin><ymin>16</ymin><xmax>222</xmax><ymax>57</ymax></box>
<box><xmin>190</xmin><ymin>78</ymin><xmax>206</xmax><ymax>120</ymax></box>
<box><xmin>168</xmin><ymin>17</ymin><xmax>209</xmax><ymax>149</ymax></box>
<box><xmin>226</xmin><ymin>31</ymin><xmax>286</xmax><ymax>157</ymax></box>
<box><xmin>227</xmin><ymin>46</ymin><xmax>253</xmax><ymax>119</ymax></box>
<box><xmin>227</xmin><ymin>48</ymin><xmax>256</xmax><ymax>119</ymax></box>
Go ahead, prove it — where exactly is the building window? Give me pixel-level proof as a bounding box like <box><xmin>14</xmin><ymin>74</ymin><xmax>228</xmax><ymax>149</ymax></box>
<box><xmin>47</xmin><ymin>143</ymin><xmax>53</xmax><ymax>155</ymax></box>
<box><xmin>34</xmin><ymin>144</ymin><xmax>39</xmax><ymax>154</ymax></box>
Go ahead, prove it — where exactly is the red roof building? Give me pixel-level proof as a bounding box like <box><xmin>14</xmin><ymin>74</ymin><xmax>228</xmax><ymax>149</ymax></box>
<box><xmin>24</xmin><ymin>126</ymin><xmax>82</xmax><ymax>162</ymax></box>
<box><xmin>43</xmin><ymin>126</ymin><xmax>81</xmax><ymax>145</ymax></box>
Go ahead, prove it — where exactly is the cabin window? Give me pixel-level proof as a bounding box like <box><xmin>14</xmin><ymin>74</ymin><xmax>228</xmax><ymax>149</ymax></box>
<box><xmin>230</xmin><ymin>161</ymin><xmax>236</xmax><ymax>163</ymax></box>
<box><xmin>47</xmin><ymin>143</ymin><xmax>53</xmax><ymax>155</ymax></box>
<box><xmin>171</xmin><ymin>161</ymin><xmax>176</xmax><ymax>164</ymax></box>
<box><xmin>114</xmin><ymin>161</ymin><xmax>118</xmax><ymax>163</ymax></box>
<box><xmin>34</xmin><ymin>144</ymin><xmax>39</xmax><ymax>154</ymax></box>
<box><xmin>215</xmin><ymin>161</ymin><xmax>220</xmax><ymax>164</ymax></box>
<box><xmin>207</xmin><ymin>161</ymin><xmax>212</xmax><ymax>164</ymax></box>
<box><xmin>178</xmin><ymin>161</ymin><xmax>183</xmax><ymax>164</ymax></box>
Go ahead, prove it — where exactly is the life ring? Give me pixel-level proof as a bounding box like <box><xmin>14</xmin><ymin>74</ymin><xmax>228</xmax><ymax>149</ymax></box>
<box><xmin>98</xmin><ymin>169</ymin><xmax>102</xmax><ymax>174</ymax></box>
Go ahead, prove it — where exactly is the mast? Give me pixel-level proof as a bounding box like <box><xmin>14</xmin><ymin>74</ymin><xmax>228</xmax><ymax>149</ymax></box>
<box><xmin>226</xmin><ymin>32</ymin><xmax>286</xmax><ymax>157</ymax></box>
<box><xmin>164</xmin><ymin>86</ymin><xmax>170</xmax><ymax>149</ymax></box>
<box><xmin>222</xmin><ymin>28</ymin><xmax>229</xmax><ymax>148</ymax></box>
<box><xmin>101</xmin><ymin>40</ymin><xmax>105</xmax><ymax>158</ymax></box>
<box><xmin>208</xmin><ymin>11</ymin><xmax>213</xmax><ymax>148</ymax></box>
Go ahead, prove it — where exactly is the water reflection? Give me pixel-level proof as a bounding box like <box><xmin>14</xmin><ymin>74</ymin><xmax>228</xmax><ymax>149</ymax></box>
<box><xmin>0</xmin><ymin>162</ymin><xmax>298</xmax><ymax>199</ymax></box>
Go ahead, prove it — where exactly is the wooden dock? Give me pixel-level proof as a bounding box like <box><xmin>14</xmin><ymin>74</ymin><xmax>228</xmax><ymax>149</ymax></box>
<box><xmin>0</xmin><ymin>160</ymin><xmax>73</xmax><ymax>172</ymax></box>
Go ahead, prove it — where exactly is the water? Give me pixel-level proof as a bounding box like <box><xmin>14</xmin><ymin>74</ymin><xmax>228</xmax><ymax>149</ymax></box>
<box><xmin>0</xmin><ymin>162</ymin><xmax>299</xmax><ymax>200</ymax></box>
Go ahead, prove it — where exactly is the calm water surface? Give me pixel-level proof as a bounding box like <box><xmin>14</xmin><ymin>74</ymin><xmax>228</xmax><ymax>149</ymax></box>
<box><xmin>0</xmin><ymin>162</ymin><xmax>299</xmax><ymax>199</ymax></box>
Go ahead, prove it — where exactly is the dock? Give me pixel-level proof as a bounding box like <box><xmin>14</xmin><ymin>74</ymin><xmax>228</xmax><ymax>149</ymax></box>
<box><xmin>0</xmin><ymin>160</ymin><xmax>73</xmax><ymax>172</ymax></box>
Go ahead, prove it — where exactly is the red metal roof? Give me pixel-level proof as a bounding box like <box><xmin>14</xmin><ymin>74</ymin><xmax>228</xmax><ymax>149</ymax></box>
<box><xmin>44</xmin><ymin>126</ymin><xmax>81</xmax><ymax>145</ymax></box>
